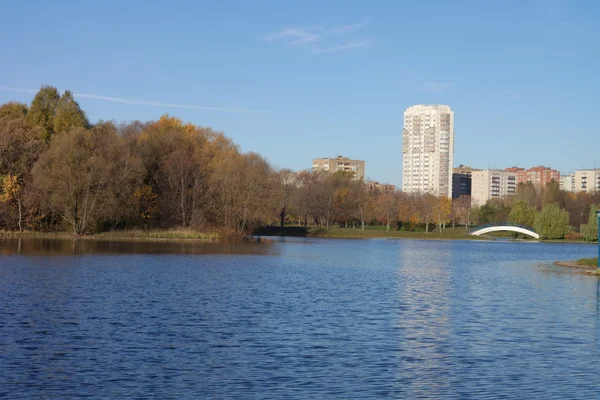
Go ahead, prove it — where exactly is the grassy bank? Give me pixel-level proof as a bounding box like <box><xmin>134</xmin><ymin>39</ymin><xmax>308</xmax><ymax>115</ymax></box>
<box><xmin>577</xmin><ymin>257</ymin><xmax>598</xmax><ymax>267</ymax></box>
<box><xmin>0</xmin><ymin>229</ymin><xmax>221</xmax><ymax>242</ymax></box>
<box><xmin>255</xmin><ymin>225</ymin><xmax>484</xmax><ymax>240</ymax></box>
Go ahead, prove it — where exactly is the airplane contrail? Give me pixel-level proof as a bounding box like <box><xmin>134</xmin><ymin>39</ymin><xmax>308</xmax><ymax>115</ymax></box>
<box><xmin>0</xmin><ymin>86</ymin><xmax>271</xmax><ymax>113</ymax></box>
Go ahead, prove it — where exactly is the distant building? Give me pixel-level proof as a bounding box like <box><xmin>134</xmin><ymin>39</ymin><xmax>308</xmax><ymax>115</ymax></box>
<box><xmin>402</xmin><ymin>104</ymin><xmax>454</xmax><ymax>198</ymax></box>
<box><xmin>368</xmin><ymin>181</ymin><xmax>396</xmax><ymax>192</ymax></box>
<box><xmin>312</xmin><ymin>156</ymin><xmax>365</xmax><ymax>180</ymax></box>
<box><xmin>504</xmin><ymin>166</ymin><xmax>560</xmax><ymax>187</ymax></box>
<box><xmin>573</xmin><ymin>169</ymin><xmax>600</xmax><ymax>193</ymax></box>
<box><xmin>560</xmin><ymin>174</ymin><xmax>575</xmax><ymax>192</ymax></box>
<box><xmin>452</xmin><ymin>165</ymin><xmax>477</xmax><ymax>199</ymax></box>
<box><xmin>471</xmin><ymin>169</ymin><xmax>517</xmax><ymax>206</ymax></box>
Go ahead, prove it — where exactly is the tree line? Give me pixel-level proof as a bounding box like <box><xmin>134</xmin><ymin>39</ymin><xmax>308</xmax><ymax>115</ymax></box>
<box><xmin>0</xmin><ymin>86</ymin><xmax>598</xmax><ymax>241</ymax></box>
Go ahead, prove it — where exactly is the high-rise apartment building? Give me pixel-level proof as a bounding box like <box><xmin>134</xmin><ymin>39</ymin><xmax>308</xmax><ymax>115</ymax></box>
<box><xmin>471</xmin><ymin>170</ymin><xmax>517</xmax><ymax>206</ymax></box>
<box><xmin>312</xmin><ymin>155</ymin><xmax>365</xmax><ymax>180</ymax></box>
<box><xmin>402</xmin><ymin>105</ymin><xmax>454</xmax><ymax>198</ymax></box>
<box><xmin>505</xmin><ymin>166</ymin><xmax>560</xmax><ymax>187</ymax></box>
<box><xmin>573</xmin><ymin>169</ymin><xmax>600</xmax><ymax>193</ymax></box>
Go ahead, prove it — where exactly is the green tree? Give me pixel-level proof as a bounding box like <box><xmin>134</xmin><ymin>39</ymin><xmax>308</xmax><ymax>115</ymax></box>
<box><xmin>581</xmin><ymin>204</ymin><xmax>599</xmax><ymax>242</ymax></box>
<box><xmin>534</xmin><ymin>203</ymin><xmax>570</xmax><ymax>240</ymax></box>
<box><xmin>27</xmin><ymin>85</ymin><xmax>60</xmax><ymax>142</ymax></box>
<box><xmin>508</xmin><ymin>200</ymin><xmax>538</xmax><ymax>228</ymax></box>
<box><xmin>53</xmin><ymin>90</ymin><xmax>88</xmax><ymax>134</ymax></box>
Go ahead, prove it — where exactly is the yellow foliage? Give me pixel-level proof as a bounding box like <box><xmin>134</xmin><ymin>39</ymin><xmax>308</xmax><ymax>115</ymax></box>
<box><xmin>0</xmin><ymin>174</ymin><xmax>20</xmax><ymax>203</ymax></box>
<box><xmin>134</xmin><ymin>185</ymin><xmax>158</xmax><ymax>220</ymax></box>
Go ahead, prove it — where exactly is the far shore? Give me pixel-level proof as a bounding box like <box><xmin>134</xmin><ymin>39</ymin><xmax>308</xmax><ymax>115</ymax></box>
<box><xmin>0</xmin><ymin>227</ymin><xmax>597</xmax><ymax>246</ymax></box>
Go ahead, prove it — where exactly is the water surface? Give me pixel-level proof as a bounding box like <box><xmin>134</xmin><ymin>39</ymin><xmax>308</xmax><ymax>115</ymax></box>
<box><xmin>1</xmin><ymin>238</ymin><xmax>599</xmax><ymax>399</ymax></box>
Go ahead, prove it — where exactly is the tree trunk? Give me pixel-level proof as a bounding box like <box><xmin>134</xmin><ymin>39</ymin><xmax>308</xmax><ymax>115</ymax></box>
<box><xmin>280</xmin><ymin>206</ymin><xmax>285</xmax><ymax>228</ymax></box>
<box><xmin>17</xmin><ymin>198</ymin><xmax>22</xmax><ymax>232</ymax></box>
<box><xmin>361</xmin><ymin>221</ymin><xmax>365</xmax><ymax>231</ymax></box>
<box><xmin>426</xmin><ymin>220</ymin><xmax>429</xmax><ymax>233</ymax></box>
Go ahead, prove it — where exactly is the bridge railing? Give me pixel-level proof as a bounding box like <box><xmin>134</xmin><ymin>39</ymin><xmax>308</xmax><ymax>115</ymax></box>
<box><xmin>469</xmin><ymin>223</ymin><xmax>536</xmax><ymax>234</ymax></box>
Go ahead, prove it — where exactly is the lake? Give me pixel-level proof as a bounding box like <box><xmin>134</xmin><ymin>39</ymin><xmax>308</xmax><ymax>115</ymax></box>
<box><xmin>1</xmin><ymin>237</ymin><xmax>599</xmax><ymax>399</ymax></box>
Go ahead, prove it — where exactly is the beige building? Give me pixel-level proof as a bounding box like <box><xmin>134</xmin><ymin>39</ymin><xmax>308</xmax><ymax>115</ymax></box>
<box><xmin>402</xmin><ymin>104</ymin><xmax>454</xmax><ymax>198</ymax></box>
<box><xmin>471</xmin><ymin>169</ymin><xmax>517</xmax><ymax>206</ymax></box>
<box><xmin>573</xmin><ymin>169</ymin><xmax>600</xmax><ymax>193</ymax></box>
<box><xmin>560</xmin><ymin>174</ymin><xmax>575</xmax><ymax>192</ymax></box>
<box><xmin>368</xmin><ymin>181</ymin><xmax>396</xmax><ymax>192</ymax></box>
<box><xmin>312</xmin><ymin>155</ymin><xmax>365</xmax><ymax>180</ymax></box>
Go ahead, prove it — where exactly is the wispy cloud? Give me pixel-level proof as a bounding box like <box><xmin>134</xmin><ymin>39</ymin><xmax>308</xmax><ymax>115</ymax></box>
<box><xmin>0</xmin><ymin>86</ymin><xmax>270</xmax><ymax>113</ymax></box>
<box><xmin>499</xmin><ymin>89</ymin><xmax>521</xmax><ymax>100</ymax></box>
<box><xmin>311</xmin><ymin>39</ymin><xmax>376</xmax><ymax>54</ymax></box>
<box><xmin>263</xmin><ymin>20</ymin><xmax>375</xmax><ymax>54</ymax></box>
<box><xmin>420</xmin><ymin>81</ymin><xmax>454</xmax><ymax>93</ymax></box>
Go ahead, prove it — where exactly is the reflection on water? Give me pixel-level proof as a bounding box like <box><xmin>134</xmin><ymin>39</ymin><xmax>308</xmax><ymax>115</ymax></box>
<box><xmin>1</xmin><ymin>238</ymin><xmax>599</xmax><ymax>398</ymax></box>
<box><xmin>0</xmin><ymin>237</ymin><xmax>280</xmax><ymax>256</ymax></box>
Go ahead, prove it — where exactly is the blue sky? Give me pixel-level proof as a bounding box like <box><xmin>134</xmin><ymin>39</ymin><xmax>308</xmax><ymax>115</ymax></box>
<box><xmin>1</xmin><ymin>0</ymin><xmax>599</xmax><ymax>186</ymax></box>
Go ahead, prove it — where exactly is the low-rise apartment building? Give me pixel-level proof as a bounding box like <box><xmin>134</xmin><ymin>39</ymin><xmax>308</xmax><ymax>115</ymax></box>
<box><xmin>560</xmin><ymin>174</ymin><xmax>575</xmax><ymax>192</ymax></box>
<box><xmin>574</xmin><ymin>169</ymin><xmax>600</xmax><ymax>193</ymax></box>
<box><xmin>452</xmin><ymin>165</ymin><xmax>477</xmax><ymax>199</ymax></box>
<box><xmin>471</xmin><ymin>169</ymin><xmax>517</xmax><ymax>206</ymax></box>
<box><xmin>312</xmin><ymin>156</ymin><xmax>365</xmax><ymax>180</ymax></box>
<box><xmin>505</xmin><ymin>166</ymin><xmax>560</xmax><ymax>187</ymax></box>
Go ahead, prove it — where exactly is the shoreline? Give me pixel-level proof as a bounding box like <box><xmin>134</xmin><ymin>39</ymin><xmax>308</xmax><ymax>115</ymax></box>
<box><xmin>554</xmin><ymin>260</ymin><xmax>600</xmax><ymax>276</ymax></box>
<box><xmin>0</xmin><ymin>229</ymin><xmax>597</xmax><ymax>245</ymax></box>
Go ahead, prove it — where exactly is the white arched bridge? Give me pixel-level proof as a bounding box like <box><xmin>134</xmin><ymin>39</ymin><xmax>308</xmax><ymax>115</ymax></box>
<box><xmin>470</xmin><ymin>225</ymin><xmax>540</xmax><ymax>239</ymax></box>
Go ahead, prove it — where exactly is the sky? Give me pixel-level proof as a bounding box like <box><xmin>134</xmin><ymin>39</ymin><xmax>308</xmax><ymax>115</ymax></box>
<box><xmin>1</xmin><ymin>0</ymin><xmax>600</xmax><ymax>187</ymax></box>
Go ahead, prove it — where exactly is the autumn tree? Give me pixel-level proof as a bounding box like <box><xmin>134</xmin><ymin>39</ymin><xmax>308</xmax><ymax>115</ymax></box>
<box><xmin>356</xmin><ymin>180</ymin><xmax>377</xmax><ymax>230</ymax></box>
<box><xmin>211</xmin><ymin>152</ymin><xmax>275</xmax><ymax>234</ymax></box>
<box><xmin>32</xmin><ymin>124</ymin><xmax>144</xmax><ymax>234</ymax></box>
<box><xmin>293</xmin><ymin>171</ymin><xmax>319</xmax><ymax>227</ymax></box>
<box><xmin>540</xmin><ymin>180</ymin><xmax>561</xmax><ymax>207</ymax></box>
<box><xmin>436</xmin><ymin>196</ymin><xmax>452</xmax><ymax>232</ymax></box>
<box><xmin>53</xmin><ymin>90</ymin><xmax>88</xmax><ymax>134</ymax></box>
<box><xmin>27</xmin><ymin>85</ymin><xmax>60</xmax><ymax>142</ymax></box>
<box><xmin>275</xmin><ymin>169</ymin><xmax>295</xmax><ymax>228</ymax></box>
<box><xmin>376</xmin><ymin>189</ymin><xmax>398</xmax><ymax>232</ymax></box>
<box><xmin>515</xmin><ymin>182</ymin><xmax>538</xmax><ymax>208</ymax></box>
<box><xmin>0</xmin><ymin>105</ymin><xmax>44</xmax><ymax>230</ymax></box>
<box><xmin>451</xmin><ymin>195</ymin><xmax>472</xmax><ymax>229</ymax></box>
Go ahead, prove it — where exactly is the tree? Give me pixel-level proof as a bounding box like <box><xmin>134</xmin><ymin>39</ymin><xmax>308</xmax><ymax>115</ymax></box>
<box><xmin>0</xmin><ymin>174</ymin><xmax>23</xmax><ymax>231</ymax></box>
<box><xmin>541</xmin><ymin>180</ymin><xmax>561</xmax><ymax>207</ymax></box>
<box><xmin>294</xmin><ymin>171</ymin><xmax>318</xmax><ymax>227</ymax></box>
<box><xmin>377</xmin><ymin>189</ymin><xmax>398</xmax><ymax>232</ymax></box>
<box><xmin>211</xmin><ymin>152</ymin><xmax>275</xmax><ymax>234</ymax></box>
<box><xmin>534</xmin><ymin>203</ymin><xmax>570</xmax><ymax>240</ymax></box>
<box><xmin>356</xmin><ymin>180</ymin><xmax>376</xmax><ymax>230</ymax></box>
<box><xmin>451</xmin><ymin>195</ymin><xmax>472</xmax><ymax>229</ymax></box>
<box><xmin>275</xmin><ymin>169</ymin><xmax>295</xmax><ymax>228</ymax></box>
<box><xmin>508</xmin><ymin>201</ymin><xmax>537</xmax><ymax>228</ymax></box>
<box><xmin>0</xmin><ymin>102</ymin><xmax>28</xmax><ymax>120</ymax></box>
<box><xmin>0</xmin><ymin>111</ymin><xmax>44</xmax><ymax>230</ymax></box>
<box><xmin>515</xmin><ymin>182</ymin><xmax>538</xmax><ymax>208</ymax></box>
<box><xmin>581</xmin><ymin>205</ymin><xmax>599</xmax><ymax>242</ymax></box>
<box><xmin>32</xmin><ymin>124</ymin><xmax>143</xmax><ymax>234</ymax></box>
<box><xmin>436</xmin><ymin>196</ymin><xmax>452</xmax><ymax>232</ymax></box>
<box><xmin>27</xmin><ymin>85</ymin><xmax>60</xmax><ymax>142</ymax></box>
<box><xmin>53</xmin><ymin>90</ymin><xmax>88</xmax><ymax>134</ymax></box>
